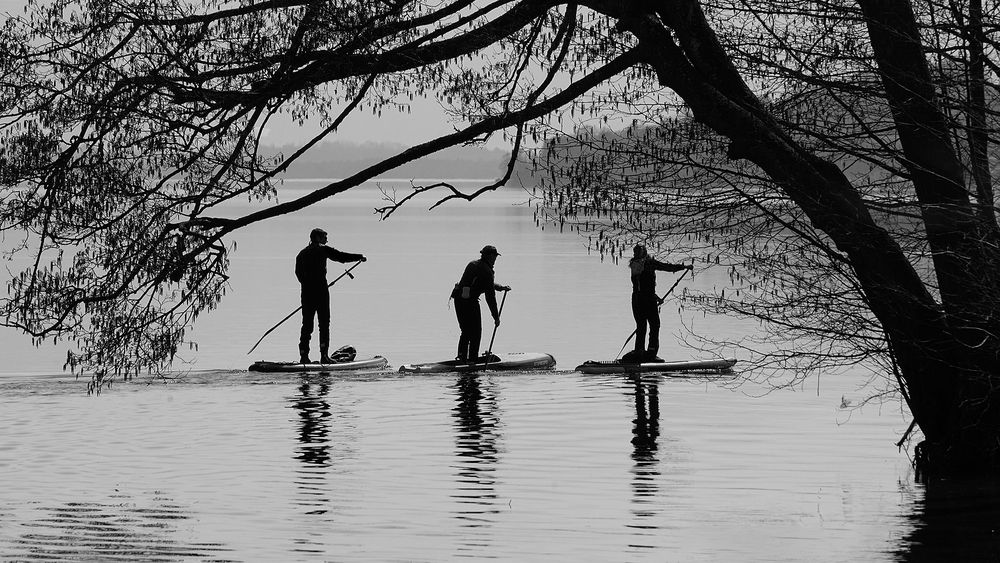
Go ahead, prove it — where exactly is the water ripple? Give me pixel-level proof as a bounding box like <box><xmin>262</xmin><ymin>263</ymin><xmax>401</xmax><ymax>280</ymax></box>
<box><xmin>0</xmin><ymin>369</ymin><xmax>949</xmax><ymax>561</ymax></box>
<box><xmin>2</xmin><ymin>497</ymin><xmax>232</xmax><ymax>562</ymax></box>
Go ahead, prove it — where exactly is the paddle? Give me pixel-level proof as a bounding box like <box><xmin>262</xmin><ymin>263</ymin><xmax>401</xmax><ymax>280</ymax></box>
<box><xmin>481</xmin><ymin>288</ymin><xmax>509</xmax><ymax>366</ymax></box>
<box><xmin>246</xmin><ymin>260</ymin><xmax>364</xmax><ymax>355</ymax></box>
<box><xmin>615</xmin><ymin>267</ymin><xmax>691</xmax><ymax>360</ymax></box>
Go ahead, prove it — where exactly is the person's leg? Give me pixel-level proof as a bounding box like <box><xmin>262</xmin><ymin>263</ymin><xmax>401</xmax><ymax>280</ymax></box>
<box><xmin>631</xmin><ymin>293</ymin><xmax>646</xmax><ymax>354</ymax></box>
<box><xmin>646</xmin><ymin>296</ymin><xmax>661</xmax><ymax>359</ymax></box>
<box><xmin>455</xmin><ymin>299</ymin><xmax>473</xmax><ymax>361</ymax></box>
<box><xmin>468</xmin><ymin>301</ymin><xmax>483</xmax><ymax>361</ymax></box>
<box><xmin>299</xmin><ymin>293</ymin><xmax>316</xmax><ymax>363</ymax></box>
<box><xmin>318</xmin><ymin>289</ymin><xmax>331</xmax><ymax>362</ymax></box>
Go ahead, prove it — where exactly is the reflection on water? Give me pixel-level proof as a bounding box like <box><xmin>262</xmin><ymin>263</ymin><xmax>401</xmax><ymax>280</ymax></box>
<box><xmin>897</xmin><ymin>477</ymin><xmax>1000</xmax><ymax>561</ymax></box>
<box><xmin>292</xmin><ymin>376</ymin><xmax>333</xmax><ymax>469</ymax></box>
<box><xmin>1</xmin><ymin>495</ymin><xmax>229</xmax><ymax>562</ymax></box>
<box><xmin>290</xmin><ymin>375</ymin><xmax>333</xmax><ymax>523</ymax></box>
<box><xmin>451</xmin><ymin>373</ymin><xmax>501</xmax><ymax>533</ymax></box>
<box><xmin>6</xmin><ymin>369</ymin><xmax>994</xmax><ymax>561</ymax></box>
<box><xmin>628</xmin><ymin>374</ymin><xmax>661</xmax><ymax>547</ymax></box>
<box><xmin>288</xmin><ymin>374</ymin><xmax>335</xmax><ymax>558</ymax></box>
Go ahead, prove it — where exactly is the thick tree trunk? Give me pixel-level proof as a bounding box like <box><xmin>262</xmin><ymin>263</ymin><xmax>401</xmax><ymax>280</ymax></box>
<box><xmin>859</xmin><ymin>0</ymin><xmax>1000</xmax><ymax>342</ymax></box>
<box><xmin>963</xmin><ymin>0</ymin><xmax>1000</xmax><ymax>235</ymax></box>
<box><xmin>601</xmin><ymin>0</ymin><xmax>1000</xmax><ymax>473</ymax></box>
<box><xmin>859</xmin><ymin>0</ymin><xmax>1000</xmax><ymax>472</ymax></box>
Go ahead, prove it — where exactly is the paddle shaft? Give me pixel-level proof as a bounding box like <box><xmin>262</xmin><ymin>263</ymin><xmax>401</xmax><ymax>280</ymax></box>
<box><xmin>483</xmin><ymin>289</ymin><xmax>509</xmax><ymax>362</ymax></box>
<box><xmin>246</xmin><ymin>260</ymin><xmax>364</xmax><ymax>355</ymax></box>
<box><xmin>616</xmin><ymin>267</ymin><xmax>690</xmax><ymax>360</ymax></box>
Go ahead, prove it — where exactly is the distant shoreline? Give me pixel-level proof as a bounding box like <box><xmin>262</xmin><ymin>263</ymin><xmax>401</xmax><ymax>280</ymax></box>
<box><xmin>263</xmin><ymin>140</ymin><xmax>515</xmax><ymax>180</ymax></box>
<box><xmin>279</xmin><ymin>177</ymin><xmax>503</xmax><ymax>183</ymax></box>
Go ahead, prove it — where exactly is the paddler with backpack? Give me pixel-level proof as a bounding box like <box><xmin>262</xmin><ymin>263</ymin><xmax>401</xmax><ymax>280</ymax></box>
<box><xmin>451</xmin><ymin>245</ymin><xmax>511</xmax><ymax>364</ymax></box>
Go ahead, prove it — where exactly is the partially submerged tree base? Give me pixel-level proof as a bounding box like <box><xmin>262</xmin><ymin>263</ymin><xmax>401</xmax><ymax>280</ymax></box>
<box><xmin>916</xmin><ymin>439</ymin><xmax>1000</xmax><ymax>478</ymax></box>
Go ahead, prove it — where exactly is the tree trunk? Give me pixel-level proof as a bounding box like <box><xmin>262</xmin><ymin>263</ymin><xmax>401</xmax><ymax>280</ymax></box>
<box><xmin>605</xmin><ymin>0</ymin><xmax>1000</xmax><ymax>473</ymax></box>
<box><xmin>859</xmin><ymin>0</ymin><xmax>1000</xmax><ymax>472</ymax></box>
<box><xmin>962</xmin><ymin>0</ymin><xmax>1000</xmax><ymax>235</ymax></box>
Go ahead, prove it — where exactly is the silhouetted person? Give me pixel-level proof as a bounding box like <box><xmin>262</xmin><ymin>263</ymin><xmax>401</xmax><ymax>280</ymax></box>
<box><xmin>451</xmin><ymin>245</ymin><xmax>511</xmax><ymax>363</ymax></box>
<box><xmin>295</xmin><ymin>228</ymin><xmax>366</xmax><ymax>364</ymax></box>
<box><xmin>628</xmin><ymin>244</ymin><xmax>691</xmax><ymax>362</ymax></box>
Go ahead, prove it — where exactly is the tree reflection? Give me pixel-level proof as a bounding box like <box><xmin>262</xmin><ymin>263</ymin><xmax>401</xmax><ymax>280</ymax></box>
<box><xmin>897</xmin><ymin>477</ymin><xmax>1000</xmax><ymax>561</ymax></box>
<box><xmin>451</xmin><ymin>373</ymin><xmax>501</xmax><ymax>531</ymax></box>
<box><xmin>628</xmin><ymin>374</ymin><xmax>662</xmax><ymax>544</ymax></box>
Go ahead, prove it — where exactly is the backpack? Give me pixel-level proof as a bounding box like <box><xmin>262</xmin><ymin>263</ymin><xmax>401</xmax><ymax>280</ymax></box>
<box><xmin>329</xmin><ymin>345</ymin><xmax>356</xmax><ymax>363</ymax></box>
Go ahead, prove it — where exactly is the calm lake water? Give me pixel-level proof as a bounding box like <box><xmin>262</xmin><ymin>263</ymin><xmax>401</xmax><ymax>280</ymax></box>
<box><xmin>2</xmin><ymin>180</ymin><xmax>998</xmax><ymax>561</ymax></box>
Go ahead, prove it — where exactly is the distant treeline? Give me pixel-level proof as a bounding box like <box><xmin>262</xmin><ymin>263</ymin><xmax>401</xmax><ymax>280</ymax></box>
<box><xmin>264</xmin><ymin>141</ymin><xmax>513</xmax><ymax>180</ymax></box>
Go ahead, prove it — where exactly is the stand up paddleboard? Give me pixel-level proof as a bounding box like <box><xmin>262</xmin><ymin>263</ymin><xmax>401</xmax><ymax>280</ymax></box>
<box><xmin>398</xmin><ymin>352</ymin><xmax>556</xmax><ymax>373</ymax></box>
<box><xmin>576</xmin><ymin>357</ymin><xmax>737</xmax><ymax>374</ymax></box>
<box><xmin>249</xmin><ymin>356</ymin><xmax>389</xmax><ymax>373</ymax></box>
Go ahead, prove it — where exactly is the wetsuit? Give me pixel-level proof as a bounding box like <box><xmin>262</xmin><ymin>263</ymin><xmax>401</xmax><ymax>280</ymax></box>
<box><xmin>630</xmin><ymin>256</ymin><xmax>686</xmax><ymax>358</ymax></box>
<box><xmin>452</xmin><ymin>259</ymin><xmax>502</xmax><ymax>362</ymax></box>
<box><xmin>295</xmin><ymin>243</ymin><xmax>364</xmax><ymax>361</ymax></box>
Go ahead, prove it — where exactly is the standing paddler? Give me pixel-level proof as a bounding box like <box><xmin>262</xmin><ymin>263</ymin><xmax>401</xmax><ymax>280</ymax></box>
<box><xmin>451</xmin><ymin>245</ymin><xmax>511</xmax><ymax>364</ymax></box>
<box><xmin>627</xmin><ymin>244</ymin><xmax>692</xmax><ymax>362</ymax></box>
<box><xmin>295</xmin><ymin>228</ymin><xmax>366</xmax><ymax>364</ymax></box>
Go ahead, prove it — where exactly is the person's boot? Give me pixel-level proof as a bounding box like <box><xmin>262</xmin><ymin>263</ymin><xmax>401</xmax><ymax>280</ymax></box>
<box><xmin>299</xmin><ymin>344</ymin><xmax>311</xmax><ymax>364</ymax></box>
<box><xmin>320</xmin><ymin>347</ymin><xmax>333</xmax><ymax>364</ymax></box>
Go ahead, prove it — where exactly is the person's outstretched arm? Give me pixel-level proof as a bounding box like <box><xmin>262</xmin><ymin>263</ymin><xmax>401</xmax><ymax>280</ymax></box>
<box><xmin>325</xmin><ymin>246</ymin><xmax>366</xmax><ymax>263</ymax></box>
<box><xmin>650</xmin><ymin>257</ymin><xmax>691</xmax><ymax>272</ymax></box>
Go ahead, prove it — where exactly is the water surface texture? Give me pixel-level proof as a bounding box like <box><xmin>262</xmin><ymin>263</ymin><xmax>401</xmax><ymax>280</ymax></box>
<box><xmin>2</xmin><ymin>182</ymin><xmax>996</xmax><ymax>560</ymax></box>
<box><xmin>1</xmin><ymin>370</ymin><xmax>924</xmax><ymax>561</ymax></box>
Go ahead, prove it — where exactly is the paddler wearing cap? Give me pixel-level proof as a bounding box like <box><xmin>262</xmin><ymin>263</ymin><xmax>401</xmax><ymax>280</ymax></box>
<box><xmin>295</xmin><ymin>228</ymin><xmax>367</xmax><ymax>364</ymax></box>
<box><xmin>450</xmin><ymin>245</ymin><xmax>512</xmax><ymax>363</ymax></box>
